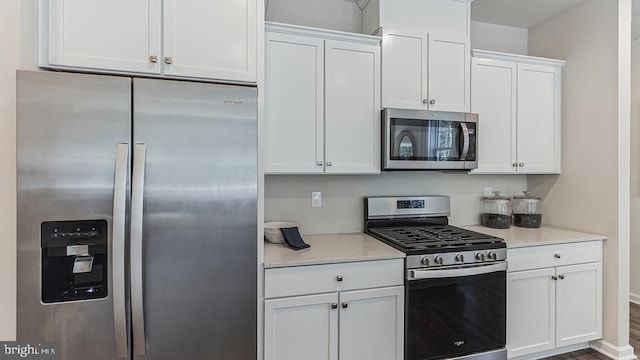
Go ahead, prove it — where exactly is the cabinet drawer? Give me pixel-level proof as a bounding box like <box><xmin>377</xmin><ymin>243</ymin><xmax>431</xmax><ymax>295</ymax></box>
<box><xmin>265</xmin><ymin>259</ymin><xmax>404</xmax><ymax>298</ymax></box>
<box><xmin>507</xmin><ymin>241</ymin><xmax>602</xmax><ymax>272</ymax></box>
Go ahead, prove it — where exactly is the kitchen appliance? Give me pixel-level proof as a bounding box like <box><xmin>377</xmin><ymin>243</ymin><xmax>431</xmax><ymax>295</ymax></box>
<box><xmin>364</xmin><ymin>196</ymin><xmax>507</xmax><ymax>360</ymax></box>
<box><xmin>511</xmin><ymin>191</ymin><xmax>542</xmax><ymax>228</ymax></box>
<box><xmin>382</xmin><ymin>109</ymin><xmax>478</xmax><ymax>170</ymax></box>
<box><xmin>17</xmin><ymin>70</ymin><xmax>257</xmax><ymax>360</ymax></box>
<box><xmin>481</xmin><ymin>191</ymin><xmax>512</xmax><ymax>229</ymax></box>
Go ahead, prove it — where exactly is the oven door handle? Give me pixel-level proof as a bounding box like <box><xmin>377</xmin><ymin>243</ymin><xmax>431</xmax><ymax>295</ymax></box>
<box><xmin>408</xmin><ymin>262</ymin><xmax>507</xmax><ymax>280</ymax></box>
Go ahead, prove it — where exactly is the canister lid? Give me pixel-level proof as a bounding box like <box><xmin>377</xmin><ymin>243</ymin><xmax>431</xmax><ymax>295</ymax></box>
<box><xmin>482</xmin><ymin>191</ymin><xmax>509</xmax><ymax>200</ymax></box>
<box><xmin>513</xmin><ymin>191</ymin><xmax>540</xmax><ymax>200</ymax></box>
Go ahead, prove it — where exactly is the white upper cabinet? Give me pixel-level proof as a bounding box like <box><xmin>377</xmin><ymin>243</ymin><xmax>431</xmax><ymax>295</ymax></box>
<box><xmin>39</xmin><ymin>0</ymin><xmax>257</xmax><ymax>83</ymax></box>
<box><xmin>163</xmin><ymin>0</ymin><xmax>256</xmax><ymax>82</ymax></box>
<box><xmin>265</xmin><ymin>22</ymin><xmax>381</xmax><ymax>174</ymax></box>
<box><xmin>324</xmin><ymin>40</ymin><xmax>380</xmax><ymax>174</ymax></box>
<box><xmin>361</xmin><ymin>0</ymin><xmax>472</xmax><ymax>36</ymax></box>
<box><xmin>471</xmin><ymin>50</ymin><xmax>564</xmax><ymax>174</ymax></box>
<box><xmin>380</xmin><ymin>28</ymin><xmax>470</xmax><ymax>112</ymax></box>
<box><xmin>43</xmin><ymin>0</ymin><xmax>162</xmax><ymax>75</ymax></box>
<box><xmin>264</xmin><ymin>30</ymin><xmax>325</xmax><ymax>174</ymax></box>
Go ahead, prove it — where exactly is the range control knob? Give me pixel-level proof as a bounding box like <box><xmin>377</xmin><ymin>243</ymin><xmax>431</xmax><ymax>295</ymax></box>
<box><xmin>455</xmin><ymin>254</ymin><xmax>464</xmax><ymax>262</ymax></box>
<box><xmin>475</xmin><ymin>252</ymin><xmax>486</xmax><ymax>262</ymax></box>
<box><xmin>434</xmin><ymin>256</ymin><xmax>444</xmax><ymax>265</ymax></box>
<box><xmin>420</xmin><ymin>257</ymin><xmax>430</xmax><ymax>266</ymax></box>
<box><xmin>488</xmin><ymin>251</ymin><xmax>498</xmax><ymax>261</ymax></box>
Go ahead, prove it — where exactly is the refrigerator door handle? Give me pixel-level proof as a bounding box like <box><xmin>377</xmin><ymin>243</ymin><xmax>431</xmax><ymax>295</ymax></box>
<box><xmin>113</xmin><ymin>143</ymin><xmax>130</xmax><ymax>359</ymax></box>
<box><xmin>131</xmin><ymin>143</ymin><xmax>147</xmax><ymax>356</ymax></box>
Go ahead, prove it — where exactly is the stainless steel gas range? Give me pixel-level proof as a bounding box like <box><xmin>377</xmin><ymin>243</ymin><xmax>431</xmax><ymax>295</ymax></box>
<box><xmin>365</xmin><ymin>196</ymin><xmax>507</xmax><ymax>360</ymax></box>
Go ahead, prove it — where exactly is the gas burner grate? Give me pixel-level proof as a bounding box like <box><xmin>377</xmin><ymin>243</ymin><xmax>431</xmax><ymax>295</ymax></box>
<box><xmin>368</xmin><ymin>225</ymin><xmax>503</xmax><ymax>251</ymax></box>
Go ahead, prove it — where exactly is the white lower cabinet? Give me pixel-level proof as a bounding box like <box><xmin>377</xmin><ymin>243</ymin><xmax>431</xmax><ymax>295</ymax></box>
<box><xmin>264</xmin><ymin>260</ymin><xmax>404</xmax><ymax>360</ymax></box>
<box><xmin>507</xmin><ymin>241</ymin><xmax>602</xmax><ymax>359</ymax></box>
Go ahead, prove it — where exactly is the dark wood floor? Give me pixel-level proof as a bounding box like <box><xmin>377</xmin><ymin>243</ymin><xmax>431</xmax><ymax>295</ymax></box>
<box><xmin>542</xmin><ymin>303</ymin><xmax>640</xmax><ymax>360</ymax></box>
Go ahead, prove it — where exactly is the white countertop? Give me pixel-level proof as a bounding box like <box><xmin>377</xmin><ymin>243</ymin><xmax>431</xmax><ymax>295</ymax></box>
<box><xmin>264</xmin><ymin>233</ymin><xmax>405</xmax><ymax>268</ymax></box>
<box><xmin>462</xmin><ymin>225</ymin><xmax>606</xmax><ymax>248</ymax></box>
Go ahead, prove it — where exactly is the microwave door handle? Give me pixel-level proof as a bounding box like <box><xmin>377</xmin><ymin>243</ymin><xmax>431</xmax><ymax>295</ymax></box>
<box><xmin>459</xmin><ymin>123</ymin><xmax>470</xmax><ymax>161</ymax></box>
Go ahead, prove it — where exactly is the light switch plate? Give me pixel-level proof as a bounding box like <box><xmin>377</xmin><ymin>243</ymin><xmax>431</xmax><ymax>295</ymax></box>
<box><xmin>312</xmin><ymin>192</ymin><xmax>322</xmax><ymax>208</ymax></box>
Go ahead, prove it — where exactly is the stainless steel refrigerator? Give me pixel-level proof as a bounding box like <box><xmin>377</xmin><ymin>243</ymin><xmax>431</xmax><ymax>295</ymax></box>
<box><xmin>16</xmin><ymin>70</ymin><xmax>257</xmax><ymax>360</ymax></box>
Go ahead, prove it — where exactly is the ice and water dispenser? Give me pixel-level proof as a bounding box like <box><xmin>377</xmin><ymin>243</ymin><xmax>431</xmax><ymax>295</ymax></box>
<box><xmin>41</xmin><ymin>220</ymin><xmax>108</xmax><ymax>303</ymax></box>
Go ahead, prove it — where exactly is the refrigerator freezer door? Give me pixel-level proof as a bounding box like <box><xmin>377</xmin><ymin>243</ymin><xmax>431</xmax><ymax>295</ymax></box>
<box><xmin>17</xmin><ymin>71</ymin><xmax>131</xmax><ymax>360</ymax></box>
<box><xmin>132</xmin><ymin>78</ymin><xmax>257</xmax><ymax>360</ymax></box>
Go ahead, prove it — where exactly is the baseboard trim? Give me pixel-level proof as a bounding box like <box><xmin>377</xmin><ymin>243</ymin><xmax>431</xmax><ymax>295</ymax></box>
<box><xmin>508</xmin><ymin>343</ymin><xmax>588</xmax><ymax>360</ymax></box>
<box><xmin>630</xmin><ymin>293</ymin><xmax>640</xmax><ymax>305</ymax></box>
<box><xmin>591</xmin><ymin>340</ymin><xmax>637</xmax><ymax>360</ymax></box>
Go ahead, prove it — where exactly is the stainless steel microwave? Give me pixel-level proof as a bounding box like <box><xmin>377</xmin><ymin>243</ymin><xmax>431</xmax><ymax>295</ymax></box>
<box><xmin>382</xmin><ymin>109</ymin><xmax>478</xmax><ymax>170</ymax></box>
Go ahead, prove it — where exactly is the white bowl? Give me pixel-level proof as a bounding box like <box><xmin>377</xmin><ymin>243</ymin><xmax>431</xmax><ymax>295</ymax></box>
<box><xmin>264</xmin><ymin>221</ymin><xmax>299</xmax><ymax>244</ymax></box>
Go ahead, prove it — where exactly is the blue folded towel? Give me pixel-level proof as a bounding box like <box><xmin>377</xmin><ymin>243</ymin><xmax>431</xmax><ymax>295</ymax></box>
<box><xmin>280</xmin><ymin>227</ymin><xmax>310</xmax><ymax>250</ymax></box>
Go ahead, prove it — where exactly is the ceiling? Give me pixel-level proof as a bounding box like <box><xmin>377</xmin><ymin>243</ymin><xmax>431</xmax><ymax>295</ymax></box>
<box><xmin>471</xmin><ymin>0</ymin><xmax>584</xmax><ymax>28</ymax></box>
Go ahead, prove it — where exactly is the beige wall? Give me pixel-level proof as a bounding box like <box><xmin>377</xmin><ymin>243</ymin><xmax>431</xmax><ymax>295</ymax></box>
<box><xmin>0</xmin><ymin>0</ymin><xmax>20</xmax><ymax>341</ymax></box>
<box><xmin>265</xmin><ymin>174</ymin><xmax>527</xmax><ymax>234</ymax></box>
<box><xmin>528</xmin><ymin>0</ymin><xmax>632</xmax><ymax>355</ymax></box>
<box><xmin>470</xmin><ymin>21</ymin><xmax>528</xmax><ymax>55</ymax></box>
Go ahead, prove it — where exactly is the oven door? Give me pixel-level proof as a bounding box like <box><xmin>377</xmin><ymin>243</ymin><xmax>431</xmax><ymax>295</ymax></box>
<box><xmin>382</xmin><ymin>108</ymin><xmax>477</xmax><ymax>170</ymax></box>
<box><xmin>406</xmin><ymin>262</ymin><xmax>506</xmax><ymax>360</ymax></box>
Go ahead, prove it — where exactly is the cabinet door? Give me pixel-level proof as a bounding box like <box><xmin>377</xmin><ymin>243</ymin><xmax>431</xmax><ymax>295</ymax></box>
<box><xmin>427</xmin><ymin>33</ymin><xmax>471</xmax><ymax>112</ymax></box>
<box><xmin>380</xmin><ymin>28</ymin><xmax>428</xmax><ymax>110</ymax></box>
<box><xmin>507</xmin><ymin>268</ymin><xmax>556</xmax><ymax>358</ymax></box>
<box><xmin>556</xmin><ymin>262</ymin><xmax>602</xmax><ymax>347</ymax></box>
<box><xmin>163</xmin><ymin>0</ymin><xmax>256</xmax><ymax>82</ymax></box>
<box><xmin>339</xmin><ymin>287</ymin><xmax>404</xmax><ymax>360</ymax></box>
<box><xmin>264</xmin><ymin>32</ymin><xmax>324</xmax><ymax>173</ymax></box>
<box><xmin>470</xmin><ymin>58</ymin><xmax>517</xmax><ymax>174</ymax></box>
<box><xmin>325</xmin><ymin>40</ymin><xmax>380</xmax><ymax>174</ymax></box>
<box><xmin>516</xmin><ymin>63</ymin><xmax>561</xmax><ymax>173</ymax></box>
<box><xmin>265</xmin><ymin>293</ymin><xmax>339</xmax><ymax>360</ymax></box>
<box><xmin>45</xmin><ymin>0</ymin><xmax>161</xmax><ymax>74</ymax></box>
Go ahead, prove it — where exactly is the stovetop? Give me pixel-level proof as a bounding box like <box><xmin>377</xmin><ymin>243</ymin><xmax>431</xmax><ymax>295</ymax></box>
<box><xmin>364</xmin><ymin>196</ymin><xmax>506</xmax><ymax>256</ymax></box>
<box><xmin>366</xmin><ymin>224</ymin><xmax>505</xmax><ymax>255</ymax></box>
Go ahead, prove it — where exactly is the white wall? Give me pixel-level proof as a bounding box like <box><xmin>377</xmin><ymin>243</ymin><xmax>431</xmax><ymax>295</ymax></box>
<box><xmin>527</xmin><ymin>0</ymin><xmax>633</xmax><ymax>357</ymax></box>
<box><xmin>470</xmin><ymin>21</ymin><xmax>528</xmax><ymax>55</ymax></box>
<box><xmin>265</xmin><ymin>0</ymin><xmax>363</xmax><ymax>33</ymax></box>
<box><xmin>0</xmin><ymin>0</ymin><xmax>20</xmax><ymax>341</ymax></box>
<box><xmin>630</xmin><ymin>40</ymin><xmax>640</xmax><ymax>303</ymax></box>
<box><xmin>265</xmin><ymin>173</ymin><xmax>526</xmax><ymax>234</ymax></box>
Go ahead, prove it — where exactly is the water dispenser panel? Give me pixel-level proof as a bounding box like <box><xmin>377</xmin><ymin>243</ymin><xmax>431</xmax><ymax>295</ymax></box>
<box><xmin>41</xmin><ymin>220</ymin><xmax>108</xmax><ymax>303</ymax></box>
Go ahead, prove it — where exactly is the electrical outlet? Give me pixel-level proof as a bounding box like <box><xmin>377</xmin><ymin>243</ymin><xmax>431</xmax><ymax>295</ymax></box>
<box><xmin>484</xmin><ymin>187</ymin><xmax>493</xmax><ymax>197</ymax></box>
<box><xmin>312</xmin><ymin>192</ymin><xmax>322</xmax><ymax>208</ymax></box>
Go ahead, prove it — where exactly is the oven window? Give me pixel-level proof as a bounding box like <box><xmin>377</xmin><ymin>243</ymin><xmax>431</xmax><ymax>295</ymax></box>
<box><xmin>406</xmin><ymin>270</ymin><xmax>506</xmax><ymax>360</ymax></box>
<box><xmin>390</xmin><ymin>118</ymin><xmax>462</xmax><ymax>161</ymax></box>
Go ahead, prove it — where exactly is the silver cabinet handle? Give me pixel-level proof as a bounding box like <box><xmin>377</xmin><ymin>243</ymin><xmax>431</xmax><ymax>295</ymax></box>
<box><xmin>558</xmin><ymin>274</ymin><xmax>565</xmax><ymax>280</ymax></box>
<box><xmin>552</xmin><ymin>275</ymin><xmax>558</xmax><ymax>281</ymax></box>
<box><xmin>113</xmin><ymin>143</ymin><xmax>129</xmax><ymax>359</ymax></box>
<box><xmin>554</xmin><ymin>254</ymin><xmax>561</xmax><ymax>259</ymax></box>
<box><xmin>164</xmin><ymin>56</ymin><xmax>173</xmax><ymax>64</ymax></box>
<box><xmin>336</xmin><ymin>275</ymin><xmax>343</xmax><ymax>282</ymax></box>
<box><xmin>316</xmin><ymin>161</ymin><xmax>323</xmax><ymax>166</ymax></box>
<box><xmin>149</xmin><ymin>55</ymin><xmax>158</xmax><ymax>63</ymax></box>
<box><xmin>512</xmin><ymin>163</ymin><xmax>518</xmax><ymax>167</ymax></box>
<box><xmin>331</xmin><ymin>303</ymin><xmax>338</xmax><ymax>309</ymax></box>
<box><xmin>342</xmin><ymin>302</ymin><xmax>348</xmax><ymax>309</ymax></box>
<box><xmin>423</xmin><ymin>99</ymin><xmax>429</xmax><ymax>104</ymax></box>
<box><xmin>131</xmin><ymin>143</ymin><xmax>147</xmax><ymax>357</ymax></box>
<box><xmin>519</xmin><ymin>163</ymin><xmax>524</xmax><ymax>167</ymax></box>
<box><xmin>459</xmin><ymin>123</ymin><xmax>469</xmax><ymax>161</ymax></box>
<box><xmin>429</xmin><ymin>99</ymin><xmax>436</xmax><ymax>105</ymax></box>
<box><xmin>326</xmin><ymin>161</ymin><xmax>333</xmax><ymax>166</ymax></box>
